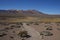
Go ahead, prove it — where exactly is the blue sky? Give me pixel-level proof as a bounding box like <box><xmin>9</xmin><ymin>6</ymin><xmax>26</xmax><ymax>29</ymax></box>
<box><xmin>0</xmin><ymin>0</ymin><xmax>60</xmax><ymax>14</ymax></box>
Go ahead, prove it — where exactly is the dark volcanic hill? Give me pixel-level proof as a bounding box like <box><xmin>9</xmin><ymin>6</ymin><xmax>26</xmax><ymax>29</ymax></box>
<box><xmin>0</xmin><ymin>10</ymin><xmax>60</xmax><ymax>18</ymax></box>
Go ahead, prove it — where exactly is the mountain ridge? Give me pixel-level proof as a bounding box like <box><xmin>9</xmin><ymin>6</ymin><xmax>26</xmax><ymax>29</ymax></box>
<box><xmin>0</xmin><ymin>10</ymin><xmax>60</xmax><ymax>18</ymax></box>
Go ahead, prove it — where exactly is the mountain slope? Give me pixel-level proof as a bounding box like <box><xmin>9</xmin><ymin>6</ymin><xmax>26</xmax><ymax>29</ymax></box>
<box><xmin>0</xmin><ymin>10</ymin><xmax>60</xmax><ymax>18</ymax></box>
<box><xmin>0</xmin><ymin>10</ymin><xmax>49</xmax><ymax>17</ymax></box>
<box><xmin>0</xmin><ymin>10</ymin><xmax>60</xmax><ymax>22</ymax></box>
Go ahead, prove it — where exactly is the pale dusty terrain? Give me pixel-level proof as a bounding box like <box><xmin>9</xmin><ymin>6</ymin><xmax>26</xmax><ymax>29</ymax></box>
<box><xmin>23</xmin><ymin>23</ymin><xmax>41</xmax><ymax>40</ymax></box>
<box><xmin>0</xmin><ymin>22</ymin><xmax>60</xmax><ymax>40</ymax></box>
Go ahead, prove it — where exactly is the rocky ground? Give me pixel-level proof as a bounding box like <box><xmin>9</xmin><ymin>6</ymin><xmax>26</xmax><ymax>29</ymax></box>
<box><xmin>0</xmin><ymin>22</ymin><xmax>60</xmax><ymax>40</ymax></box>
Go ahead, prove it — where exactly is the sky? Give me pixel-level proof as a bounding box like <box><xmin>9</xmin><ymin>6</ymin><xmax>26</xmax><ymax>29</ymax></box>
<box><xmin>0</xmin><ymin>0</ymin><xmax>60</xmax><ymax>15</ymax></box>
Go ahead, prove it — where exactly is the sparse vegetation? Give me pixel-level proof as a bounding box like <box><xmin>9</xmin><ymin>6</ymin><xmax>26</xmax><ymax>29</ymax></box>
<box><xmin>18</xmin><ymin>31</ymin><xmax>31</xmax><ymax>40</ymax></box>
<box><xmin>10</xmin><ymin>25</ymin><xmax>15</xmax><ymax>27</ymax></box>
<box><xmin>40</xmin><ymin>31</ymin><xmax>53</xmax><ymax>39</ymax></box>
<box><xmin>16</xmin><ymin>25</ymin><xmax>21</xmax><ymax>28</ymax></box>
<box><xmin>40</xmin><ymin>31</ymin><xmax>53</xmax><ymax>36</ymax></box>
<box><xmin>44</xmin><ymin>25</ymin><xmax>48</xmax><ymax>27</ymax></box>
<box><xmin>20</xmin><ymin>22</ymin><xmax>23</xmax><ymax>25</ymax></box>
<box><xmin>10</xmin><ymin>36</ymin><xmax>14</xmax><ymax>39</ymax></box>
<box><xmin>10</xmin><ymin>27</ymin><xmax>14</xmax><ymax>29</ymax></box>
<box><xmin>0</xmin><ymin>33</ymin><xmax>7</xmax><ymax>37</ymax></box>
<box><xmin>26</xmin><ymin>23</ymin><xmax>30</xmax><ymax>26</ymax></box>
<box><xmin>13</xmin><ymin>31</ymin><xmax>15</xmax><ymax>33</ymax></box>
<box><xmin>4</xmin><ymin>27</ymin><xmax>10</xmax><ymax>30</ymax></box>
<box><xmin>29</xmin><ymin>22</ymin><xmax>33</xmax><ymax>24</ymax></box>
<box><xmin>34</xmin><ymin>22</ymin><xmax>39</xmax><ymax>25</ymax></box>
<box><xmin>11</xmin><ymin>25</ymin><xmax>21</xmax><ymax>28</ymax></box>
<box><xmin>46</xmin><ymin>26</ymin><xmax>53</xmax><ymax>30</ymax></box>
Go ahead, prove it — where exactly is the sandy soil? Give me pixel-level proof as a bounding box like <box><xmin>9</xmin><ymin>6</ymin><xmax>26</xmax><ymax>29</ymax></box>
<box><xmin>0</xmin><ymin>22</ymin><xmax>60</xmax><ymax>40</ymax></box>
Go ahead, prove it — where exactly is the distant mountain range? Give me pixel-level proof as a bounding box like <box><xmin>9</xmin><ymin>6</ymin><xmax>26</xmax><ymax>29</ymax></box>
<box><xmin>0</xmin><ymin>10</ymin><xmax>60</xmax><ymax>18</ymax></box>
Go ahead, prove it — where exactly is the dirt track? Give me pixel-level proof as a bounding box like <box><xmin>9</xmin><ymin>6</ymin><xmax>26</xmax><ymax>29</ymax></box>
<box><xmin>23</xmin><ymin>23</ymin><xmax>42</xmax><ymax>40</ymax></box>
